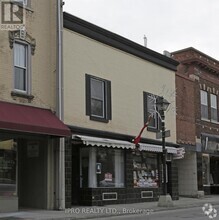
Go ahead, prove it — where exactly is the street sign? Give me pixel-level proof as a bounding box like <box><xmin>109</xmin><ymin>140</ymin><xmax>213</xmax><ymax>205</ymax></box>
<box><xmin>156</xmin><ymin>130</ymin><xmax>170</xmax><ymax>139</ymax></box>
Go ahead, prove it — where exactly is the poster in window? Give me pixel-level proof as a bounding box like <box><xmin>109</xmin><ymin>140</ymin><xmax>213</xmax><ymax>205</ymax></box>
<box><xmin>104</xmin><ymin>172</ymin><xmax>112</xmax><ymax>181</ymax></box>
<box><xmin>96</xmin><ymin>163</ymin><xmax>101</xmax><ymax>174</ymax></box>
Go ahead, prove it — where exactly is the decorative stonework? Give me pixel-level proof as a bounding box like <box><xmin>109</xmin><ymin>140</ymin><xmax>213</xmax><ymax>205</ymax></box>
<box><xmin>9</xmin><ymin>30</ymin><xmax>36</xmax><ymax>55</ymax></box>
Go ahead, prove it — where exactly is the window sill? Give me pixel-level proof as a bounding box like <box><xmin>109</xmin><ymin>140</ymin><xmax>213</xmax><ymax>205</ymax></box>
<box><xmin>210</xmin><ymin>120</ymin><xmax>219</xmax><ymax>124</ymax></box>
<box><xmin>90</xmin><ymin>116</ymin><xmax>109</xmax><ymax>123</ymax></box>
<box><xmin>201</xmin><ymin>118</ymin><xmax>210</xmax><ymax>122</ymax></box>
<box><xmin>11</xmin><ymin>91</ymin><xmax>34</xmax><ymax>100</ymax></box>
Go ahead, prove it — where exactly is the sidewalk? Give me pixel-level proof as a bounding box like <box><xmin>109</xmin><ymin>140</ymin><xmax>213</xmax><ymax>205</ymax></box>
<box><xmin>0</xmin><ymin>195</ymin><xmax>219</xmax><ymax>220</ymax></box>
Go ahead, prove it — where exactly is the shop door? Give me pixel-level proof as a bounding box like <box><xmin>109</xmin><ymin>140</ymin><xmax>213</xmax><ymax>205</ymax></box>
<box><xmin>18</xmin><ymin>139</ymin><xmax>47</xmax><ymax>209</ymax></box>
<box><xmin>167</xmin><ymin>162</ymin><xmax>172</xmax><ymax>196</ymax></box>
<box><xmin>72</xmin><ymin>146</ymin><xmax>80</xmax><ymax>205</ymax></box>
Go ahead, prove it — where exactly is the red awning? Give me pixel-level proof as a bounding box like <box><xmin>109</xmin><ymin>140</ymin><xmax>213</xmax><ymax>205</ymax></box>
<box><xmin>0</xmin><ymin>101</ymin><xmax>71</xmax><ymax>137</ymax></box>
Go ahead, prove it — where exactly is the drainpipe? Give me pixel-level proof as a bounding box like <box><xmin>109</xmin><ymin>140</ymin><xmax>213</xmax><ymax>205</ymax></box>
<box><xmin>56</xmin><ymin>0</ymin><xmax>65</xmax><ymax>210</ymax></box>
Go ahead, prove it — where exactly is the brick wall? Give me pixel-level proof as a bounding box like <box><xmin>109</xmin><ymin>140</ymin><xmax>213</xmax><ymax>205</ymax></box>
<box><xmin>176</xmin><ymin>73</ymin><xmax>196</xmax><ymax>146</ymax></box>
<box><xmin>173</xmin><ymin>48</ymin><xmax>219</xmax><ymax>142</ymax></box>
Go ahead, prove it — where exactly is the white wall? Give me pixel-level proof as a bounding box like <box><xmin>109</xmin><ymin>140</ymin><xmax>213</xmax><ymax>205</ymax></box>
<box><xmin>176</xmin><ymin>152</ymin><xmax>198</xmax><ymax>196</ymax></box>
<box><xmin>63</xmin><ymin>29</ymin><xmax>176</xmax><ymax>143</ymax></box>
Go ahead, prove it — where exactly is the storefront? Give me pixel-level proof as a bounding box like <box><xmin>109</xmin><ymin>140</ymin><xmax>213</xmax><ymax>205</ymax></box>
<box><xmin>201</xmin><ymin>133</ymin><xmax>219</xmax><ymax>195</ymax></box>
<box><xmin>67</xmin><ymin>134</ymin><xmax>179</xmax><ymax>206</ymax></box>
<box><xmin>0</xmin><ymin>101</ymin><xmax>71</xmax><ymax>212</ymax></box>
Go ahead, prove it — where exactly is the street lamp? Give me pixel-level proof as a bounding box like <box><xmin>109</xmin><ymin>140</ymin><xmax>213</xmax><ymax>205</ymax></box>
<box><xmin>156</xmin><ymin>97</ymin><xmax>173</xmax><ymax>207</ymax></box>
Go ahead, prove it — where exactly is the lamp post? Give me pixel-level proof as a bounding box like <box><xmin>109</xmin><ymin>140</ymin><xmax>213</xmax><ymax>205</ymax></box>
<box><xmin>156</xmin><ymin>97</ymin><xmax>173</xmax><ymax>207</ymax></box>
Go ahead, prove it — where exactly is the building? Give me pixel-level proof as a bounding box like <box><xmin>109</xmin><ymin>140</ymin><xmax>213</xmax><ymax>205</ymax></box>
<box><xmin>63</xmin><ymin>12</ymin><xmax>180</xmax><ymax>207</ymax></box>
<box><xmin>0</xmin><ymin>0</ymin><xmax>70</xmax><ymax>212</ymax></box>
<box><xmin>173</xmin><ymin>47</ymin><xmax>219</xmax><ymax>197</ymax></box>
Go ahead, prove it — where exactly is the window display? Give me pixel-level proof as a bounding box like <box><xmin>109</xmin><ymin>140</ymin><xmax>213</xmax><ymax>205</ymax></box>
<box><xmin>210</xmin><ymin>156</ymin><xmax>219</xmax><ymax>185</ymax></box>
<box><xmin>202</xmin><ymin>154</ymin><xmax>210</xmax><ymax>185</ymax></box>
<box><xmin>133</xmin><ymin>152</ymin><xmax>158</xmax><ymax>188</ymax></box>
<box><xmin>80</xmin><ymin>147</ymin><xmax>124</xmax><ymax>188</ymax></box>
<box><xmin>0</xmin><ymin>140</ymin><xmax>17</xmax><ymax>196</ymax></box>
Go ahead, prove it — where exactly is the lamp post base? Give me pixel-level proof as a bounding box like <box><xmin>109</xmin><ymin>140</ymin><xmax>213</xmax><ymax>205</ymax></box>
<box><xmin>158</xmin><ymin>194</ymin><xmax>174</xmax><ymax>207</ymax></box>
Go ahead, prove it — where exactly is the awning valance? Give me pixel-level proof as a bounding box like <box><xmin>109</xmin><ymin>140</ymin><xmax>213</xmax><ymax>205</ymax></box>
<box><xmin>72</xmin><ymin>135</ymin><xmax>178</xmax><ymax>154</ymax></box>
<box><xmin>139</xmin><ymin>143</ymin><xmax>178</xmax><ymax>154</ymax></box>
<box><xmin>0</xmin><ymin>101</ymin><xmax>71</xmax><ymax>137</ymax></box>
<box><xmin>72</xmin><ymin>135</ymin><xmax>135</xmax><ymax>149</ymax></box>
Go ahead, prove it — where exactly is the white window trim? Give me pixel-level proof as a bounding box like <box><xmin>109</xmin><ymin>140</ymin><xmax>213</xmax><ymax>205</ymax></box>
<box><xmin>200</xmin><ymin>90</ymin><xmax>208</xmax><ymax>120</ymax></box>
<box><xmin>210</xmin><ymin>94</ymin><xmax>217</xmax><ymax>108</ymax></box>
<box><xmin>90</xmin><ymin>78</ymin><xmax>105</xmax><ymax>119</ymax></box>
<box><xmin>210</xmin><ymin>94</ymin><xmax>218</xmax><ymax>121</ymax></box>
<box><xmin>146</xmin><ymin>93</ymin><xmax>159</xmax><ymax>130</ymax></box>
<box><xmin>13</xmin><ymin>41</ymin><xmax>31</xmax><ymax>94</ymax></box>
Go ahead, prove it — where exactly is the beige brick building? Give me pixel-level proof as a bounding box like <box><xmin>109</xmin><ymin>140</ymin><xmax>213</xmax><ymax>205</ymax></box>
<box><xmin>63</xmin><ymin>12</ymin><xmax>180</xmax><ymax>207</ymax></box>
<box><xmin>0</xmin><ymin>0</ymin><xmax>70</xmax><ymax>212</ymax></box>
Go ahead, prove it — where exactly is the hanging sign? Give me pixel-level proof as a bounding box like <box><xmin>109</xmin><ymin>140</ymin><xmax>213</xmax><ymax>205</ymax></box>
<box><xmin>173</xmin><ymin>148</ymin><xmax>185</xmax><ymax>160</ymax></box>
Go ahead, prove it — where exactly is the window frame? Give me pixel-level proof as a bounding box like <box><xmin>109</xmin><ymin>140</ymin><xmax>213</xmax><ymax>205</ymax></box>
<box><xmin>200</xmin><ymin>90</ymin><xmax>209</xmax><ymax>120</ymax></box>
<box><xmin>13</xmin><ymin>41</ymin><xmax>31</xmax><ymax>94</ymax></box>
<box><xmin>80</xmin><ymin>147</ymin><xmax>124</xmax><ymax>188</ymax></box>
<box><xmin>90</xmin><ymin>78</ymin><xmax>105</xmax><ymax>118</ymax></box>
<box><xmin>13</xmin><ymin>0</ymin><xmax>27</xmax><ymax>6</ymax></box>
<box><xmin>133</xmin><ymin>152</ymin><xmax>159</xmax><ymax>188</ymax></box>
<box><xmin>86</xmin><ymin>74</ymin><xmax>111</xmax><ymax>123</ymax></box>
<box><xmin>143</xmin><ymin>92</ymin><xmax>161</xmax><ymax>132</ymax></box>
<box><xmin>210</xmin><ymin>94</ymin><xmax>218</xmax><ymax>122</ymax></box>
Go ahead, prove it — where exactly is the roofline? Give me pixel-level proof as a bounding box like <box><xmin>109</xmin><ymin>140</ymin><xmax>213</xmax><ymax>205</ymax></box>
<box><xmin>63</xmin><ymin>12</ymin><xmax>179</xmax><ymax>71</ymax></box>
<box><xmin>172</xmin><ymin>47</ymin><xmax>219</xmax><ymax>64</ymax></box>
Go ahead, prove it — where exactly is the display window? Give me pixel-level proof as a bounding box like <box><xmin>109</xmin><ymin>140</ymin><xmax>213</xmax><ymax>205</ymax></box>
<box><xmin>80</xmin><ymin>147</ymin><xmax>124</xmax><ymax>188</ymax></box>
<box><xmin>133</xmin><ymin>152</ymin><xmax>158</xmax><ymax>188</ymax></box>
<box><xmin>202</xmin><ymin>154</ymin><xmax>210</xmax><ymax>185</ymax></box>
<box><xmin>0</xmin><ymin>139</ymin><xmax>17</xmax><ymax>196</ymax></box>
<box><xmin>210</xmin><ymin>156</ymin><xmax>219</xmax><ymax>185</ymax></box>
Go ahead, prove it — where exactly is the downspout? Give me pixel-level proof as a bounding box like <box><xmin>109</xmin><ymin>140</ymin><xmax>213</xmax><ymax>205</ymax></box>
<box><xmin>56</xmin><ymin>0</ymin><xmax>65</xmax><ymax>210</ymax></box>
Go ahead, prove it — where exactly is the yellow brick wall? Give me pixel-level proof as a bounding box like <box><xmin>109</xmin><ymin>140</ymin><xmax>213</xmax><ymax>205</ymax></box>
<box><xmin>0</xmin><ymin>0</ymin><xmax>57</xmax><ymax>111</ymax></box>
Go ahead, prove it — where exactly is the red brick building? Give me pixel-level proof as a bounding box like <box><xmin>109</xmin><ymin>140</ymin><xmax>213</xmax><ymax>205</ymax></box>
<box><xmin>173</xmin><ymin>47</ymin><xmax>219</xmax><ymax>196</ymax></box>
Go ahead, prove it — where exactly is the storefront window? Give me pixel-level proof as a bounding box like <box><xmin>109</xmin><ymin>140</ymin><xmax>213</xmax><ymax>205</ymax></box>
<box><xmin>80</xmin><ymin>147</ymin><xmax>124</xmax><ymax>188</ymax></box>
<box><xmin>210</xmin><ymin>156</ymin><xmax>219</xmax><ymax>185</ymax></box>
<box><xmin>133</xmin><ymin>152</ymin><xmax>158</xmax><ymax>188</ymax></box>
<box><xmin>202</xmin><ymin>154</ymin><xmax>210</xmax><ymax>185</ymax></box>
<box><xmin>0</xmin><ymin>140</ymin><xmax>17</xmax><ymax>196</ymax></box>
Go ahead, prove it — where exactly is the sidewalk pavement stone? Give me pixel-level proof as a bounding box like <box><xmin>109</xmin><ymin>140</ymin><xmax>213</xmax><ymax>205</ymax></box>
<box><xmin>0</xmin><ymin>196</ymin><xmax>219</xmax><ymax>220</ymax></box>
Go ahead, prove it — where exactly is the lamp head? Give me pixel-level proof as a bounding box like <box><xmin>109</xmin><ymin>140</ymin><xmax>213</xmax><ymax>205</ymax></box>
<box><xmin>156</xmin><ymin>96</ymin><xmax>170</xmax><ymax>111</ymax></box>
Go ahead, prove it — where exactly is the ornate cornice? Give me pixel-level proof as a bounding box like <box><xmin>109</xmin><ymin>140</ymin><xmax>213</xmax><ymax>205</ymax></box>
<box><xmin>9</xmin><ymin>30</ymin><xmax>36</xmax><ymax>55</ymax></box>
<box><xmin>172</xmin><ymin>47</ymin><xmax>219</xmax><ymax>75</ymax></box>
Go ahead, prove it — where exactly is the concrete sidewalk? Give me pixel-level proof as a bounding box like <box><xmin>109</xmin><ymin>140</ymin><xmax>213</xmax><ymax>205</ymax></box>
<box><xmin>0</xmin><ymin>196</ymin><xmax>219</xmax><ymax>220</ymax></box>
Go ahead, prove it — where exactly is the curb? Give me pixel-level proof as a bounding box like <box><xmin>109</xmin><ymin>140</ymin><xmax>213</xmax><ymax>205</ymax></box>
<box><xmin>1</xmin><ymin>198</ymin><xmax>219</xmax><ymax>220</ymax></box>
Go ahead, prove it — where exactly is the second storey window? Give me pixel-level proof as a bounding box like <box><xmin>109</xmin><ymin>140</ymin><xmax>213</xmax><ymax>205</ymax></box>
<box><xmin>14</xmin><ymin>42</ymin><xmax>29</xmax><ymax>92</ymax></box>
<box><xmin>144</xmin><ymin>92</ymin><xmax>160</xmax><ymax>131</ymax></box>
<box><xmin>86</xmin><ymin>74</ymin><xmax>111</xmax><ymax>122</ymax></box>
<box><xmin>200</xmin><ymin>90</ymin><xmax>208</xmax><ymax>120</ymax></box>
<box><xmin>210</xmin><ymin>94</ymin><xmax>218</xmax><ymax>122</ymax></box>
